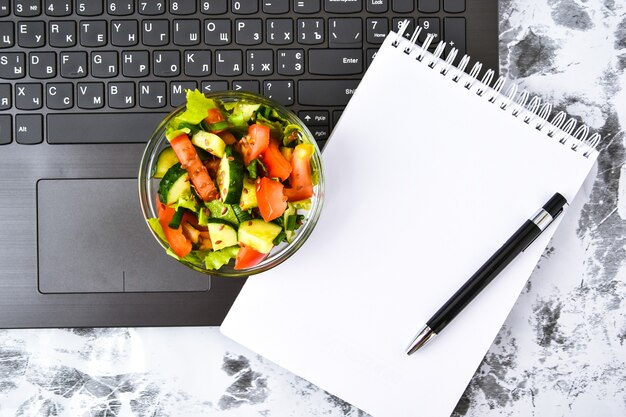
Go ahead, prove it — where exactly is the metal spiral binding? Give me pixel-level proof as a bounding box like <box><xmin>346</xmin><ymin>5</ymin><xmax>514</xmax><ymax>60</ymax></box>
<box><xmin>390</xmin><ymin>20</ymin><xmax>601</xmax><ymax>157</ymax></box>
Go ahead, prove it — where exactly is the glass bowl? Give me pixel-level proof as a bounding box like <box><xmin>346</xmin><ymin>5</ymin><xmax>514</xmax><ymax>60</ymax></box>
<box><xmin>138</xmin><ymin>91</ymin><xmax>324</xmax><ymax>277</ymax></box>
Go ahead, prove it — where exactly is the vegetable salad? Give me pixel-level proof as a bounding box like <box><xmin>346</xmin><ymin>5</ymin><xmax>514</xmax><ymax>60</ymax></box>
<box><xmin>148</xmin><ymin>89</ymin><xmax>318</xmax><ymax>271</ymax></box>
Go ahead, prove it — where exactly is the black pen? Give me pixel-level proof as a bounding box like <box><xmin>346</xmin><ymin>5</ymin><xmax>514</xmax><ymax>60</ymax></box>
<box><xmin>406</xmin><ymin>192</ymin><xmax>568</xmax><ymax>355</ymax></box>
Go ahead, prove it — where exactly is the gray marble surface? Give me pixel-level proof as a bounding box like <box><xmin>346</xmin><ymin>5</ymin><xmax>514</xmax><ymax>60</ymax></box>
<box><xmin>2</xmin><ymin>1</ymin><xmax>626</xmax><ymax>416</ymax></box>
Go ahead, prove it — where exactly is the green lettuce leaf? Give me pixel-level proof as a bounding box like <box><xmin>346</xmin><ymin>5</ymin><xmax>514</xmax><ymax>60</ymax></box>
<box><xmin>148</xmin><ymin>217</ymin><xmax>167</xmax><ymax>242</ymax></box>
<box><xmin>204</xmin><ymin>245</ymin><xmax>240</xmax><ymax>270</ymax></box>
<box><xmin>165</xmin><ymin>89</ymin><xmax>217</xmax><ymax>140</ymax></box>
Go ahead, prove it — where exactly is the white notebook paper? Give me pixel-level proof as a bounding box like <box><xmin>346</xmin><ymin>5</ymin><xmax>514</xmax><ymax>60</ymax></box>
<box><xmin>221</xmin><ymin>27</ymin><xmax>600</xmax><ymax>417</ymax></box>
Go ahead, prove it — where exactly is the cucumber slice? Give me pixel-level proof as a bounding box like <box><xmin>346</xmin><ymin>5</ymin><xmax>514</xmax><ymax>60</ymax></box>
<box><xmin>238</xmin><ymin>219</ymin><xmax>282</xmax><ymax>254</ymax></box>
<box><xmin>232</xmin><ymin>204</ymin><xmax>252</xmax><ymax>222</ymax></box>
<box><xmin>192</xmin><ymin>131</ymin><xmax>226</xmax><ymax>158</ymax></box>
<box><xmin>154</xmin><ymin>147</ymin><xmax>179</xmax><ymax>179</ymax></box>
<box><xmin>207</xmin><ymin>220</ymin><xmax>238</xmax><ymax>251</ymax></box>
<box><xmin>168</xmin><ymin>207</ymin><xmax>185</xmax><ymax>229</ymax></box>
<box><xmin>158</xmin><ymin>163</ymin><xmax>191</xmax><ymax>205</ymax></box>
<box><xmin>205</xmin><ymin>200</ymin><xmax>239</xmax><ymax>226</ymax></box>
<box><xmin>239</xmin><ymin>176</ymin><xmax>258</xmax><ymax>210</ymax></box>
<box><xmin>217</xmin><ymin>154</ymin><xmax>245</xmax><ymax>204</ymax></box>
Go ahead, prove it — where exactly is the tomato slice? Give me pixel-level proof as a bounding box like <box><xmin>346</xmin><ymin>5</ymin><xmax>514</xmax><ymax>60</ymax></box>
<box><xmin>205</xmin><ymin>108</ymin><xmax>225</xmax><ymax>124</ymax></box>
<box><xmin>283</xmin><ymin>143</ymin><xmax>314</xmax><ymax>202</ymax></box>
<box><xmin>157</xmin><ymin>199</ymin><xmax>192</xmax><ymax>258</ymax></box>
<box><xmin>256</xmin><ymin>177</ymin><xmax>288</xmax><ymax>222</ymax></box>
<box><xmin>261</xmin><ymin>139</ymin><xmax>292</xmax><ymax>181</ymax></box>
<box><xmin>284</xmin><ymin>185</ymin><xmax>314</xmax><ymax>202</ymax></box>
<box><xmin>234</xmin><ymin>244</ymin><xmax>267</xmax><ymax>270</ymax></box>
<box><xmin>240</xmin><ymin>124</ymin><xmax>270</xmax><ymax>165</ymax></box>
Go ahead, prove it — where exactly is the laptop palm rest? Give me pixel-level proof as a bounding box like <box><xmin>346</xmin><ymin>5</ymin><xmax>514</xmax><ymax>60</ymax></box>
<box><xmin>37</xmin><ymin>178</ymin><xmax>209</xmax><ymax>294</ymax></box>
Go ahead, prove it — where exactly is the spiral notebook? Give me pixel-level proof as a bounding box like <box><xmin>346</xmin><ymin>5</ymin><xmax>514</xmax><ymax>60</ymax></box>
<box><xmin>221</xmin><ymin>24</ymin><xmax>601</xmax><ymax>417</ymax></box>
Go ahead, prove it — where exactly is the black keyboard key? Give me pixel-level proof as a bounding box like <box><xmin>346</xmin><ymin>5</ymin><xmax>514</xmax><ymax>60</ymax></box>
<box><xmin>80</xmin><ymin>20</ymin><xmax>107</xmax><ymax>47</ymax></box>
<box><xmin>18</xmin><ymin>21</ymin><xmax>46</xmax><ymax>48</ymax></box>
<box><xmin>392</xmin><ymin>0</ymin><xmax>412</xmax><ymax>12</ymax></box>
<box><xmin>215</xmin><ymin>50</ymin><xmax>242</xmax><ymax>76</ymax></box>
<box><xmin>122</xmin><ymin>51</ymin><xmax>149</xmax><ymax>77</ymax></box>
<box><xmin>246</xmin><ymin>49</ymin><xmax>273</xmax><ymax>76</ymax></box>
<box><xmin>418</xmin><ymin>0</ymin><xmax>438</xmax><ymax>12</ymax></box>
<box><xmin>170</xmin><ymin>81</ymin><xmax>197</xmax><ymax>107</ymax></box>
<box><xmin>417</xmin><ymin>17</ymin><xmax>440</xmax><ymax>45</ymax></box>
<box><xmin>205</xmin><ymin>19</ymin><xmax>231</xmax><ymax>45</ymax></box>
<box><xmin>76</xmin><ymin>0</ymin><xmax>103</xmax><ymax>16</ymax></box>
<box><xmin>77</xmin><ymin>82</ymin><xmax>105</xmax><ymax>109</ymax></box>
<box><xmin>366</xmin><ymin>48</ymin><xmax>377</xmax><ymax>67</ymax></box>
<box><xmin>29</xmin><ymin>52</ymin><xmax>56</xmax><ymax>78</ymax></box>
<box><xmin>201</xmin><ymin>80</ymin><xmax>228</xmax><ymax>94</ymax></box>
<box><xmin>173</xmin><ymin>19</ymin><xmax>200</xmax><ymax>46</ymax></box>
<box><xmin>0</xmin><ymin>53</ymin><xmax>26</xmax><ymax>79</ymax></box>
<box><xmin>392</xmin><ymin>17</ymin><xmax>414</xmax><ymax>40</ymax></box>
<box><xmin>47</xmin><ymin>112</ymin><xmax>167</xmax><ymax>143</ymax></box>
<box><xmin>91</xmin><ymin>51</ymin><xmax>118</xmax><ymax>77</ymax></box>
<box><xmin>299</xmin><ymin>110</ymin><xmax>329</xmax><ymax>126</ymax></box>
<box><xmin>107</xmin><ymin>0</ymin><xmax>134</xmax><ymax>15</ymax></box>
<box><xmin>235</xmin><ymin>19</ymin><xmax>262</xmax><ymax>45</ymax></box>
<box><xmin>309</xmin><ymin>126</ymin><xmax>329</xmax><ymax>141</ymax></box>
<box><xmin>0</xmin><ymin>0</ymin><xmax>9</xmax><ymax>16</ymax></box>
<box><xmin>111</xmin><ymin>20</ymin><xmax>138</xmax><ymax>46</ymax></box>
<box><xmin>184</xmin><ymin>50</ymin><xmax>211</xmax><ymax>76</ymax></box>
<box><xmin>16</xmin><ymin>83</ymin><xmax>43</xmax><ymax>110</ymax></box>
<box><xmin>366</xmin><ymin>0</ymin><xmax>387</xmax><ymax>12</ymax></box>
<box><xmin>333</xmin><ymin>110</ymin><xmax>343</xmax><ymax>124</ymax></box>
<box><xmin>232</xmin><ymin>80</ymin><xmax>259</xmax><ymax>94</ymax></box>
<box><xmin>444</xmin><ymin>0</ymin><xmax>464</xmax><ymax>13</ymax></box>
<box><xmin>325</xmin><ymin>0</ymin><xmax>361</xmax><ymax>13</ymax></box>
<box><xmin>138</xmin><ymin>0</ymin><xmax>165</xmax><ymax>15</ymax></box>
<box><xmin>0</xmin><ymin>22</ymin><xmax>14</xmax><ymax>48</ymax></box>
<box><xmin>201</xmin><ymin>0</ymin><xmax>227</xmax><ymax>14</ymax></box>
<box><xmin>444</xmin><ymin>17</ymin><xmax>465</xmax><ymax>59</ymax></box>
<box><xmin>49</xmin><ymin>21</ymin><xmax>76</xmax><ymax>47</ymax></box>
<box><xmin>0</xmin><ymin>83</ymin><xmax>11</xmax><ymax>109</ymax></box>
<box><xmin>142</xmin><ymin>20</ymin><xmax>169</xmax><ymax>46</ymax></box>
<box><xmin>366</xmin><ymin>18</ymin><xmax>388</xmax><ymax>44</ymax></box>
<box><xmin>139</xmin><ymin>81</ymin><xmax>167</xmax><ymax>108</ymax></box>
<box><xmin>277</xmin><ymin>49</ymin><xmax>304</xmax><ymax>75</ymax></box>
<box><xmin>15</xmin><ymin>0</ymin><xmax>41</xmax><ymax>16</ymax></box>
<box><xmin>298</xmin><ymin>79</ymin><xmax>359</xmax><ymax>106</ymax></box>
<box><xmin>267</xmin><ymin>19</ymin><xmax>293</xmax><ymax>45</ymax></box>
<box><xmin>46</xmin><ymin>83</ymin><xmax>73</xmax><ymax>109</ymax></box>
<box><xmin>293</xmin><ymin>0</ymin><xmax>319</xmax><ymax>13</ymax></box>
<box><xmin>309</xmin><ymin>49</ymin><xmax>362</xmax><ymax>75</ymax></box>
<box><xmin>15</xmin><ymin>114</ymin><xmax>43</xmax><ymax>145</ymax></box>
<box><xmin>108</xmin><ymin>82</ymin><xmax>134</xmax><ymax>108</ymax></box>
<box><xmin>0</xmin><ymin>115</ymin><xmax>11</xmax><ymax>144</ymax></box>
<box><xmin>329</xmin><ymin>18</ymin><xmax>362</xmax><ymax>48</ymax></box>
<box><xmin>170</xmin><ymin>0</ymin><xmax>196</xmax><ymax>14</ymax></box>
<box><xmin>263</xmin><ymin>0</ymin><xmax>288</xmax><ymax>13</ymax></box>
<box><xmin>263</xmin><ymin>80</ymin><xmax>293</xmax><ymax>106</ymax></box>
<box><xmin>60</xmin><ymin>51</ymin><xmax>87</xmax><ymax>78</ymax></box>
<box><xmin>154</xmin><ymin>50</ymin><xmax>181</xmax><ymax>77</ymax></box>
<box><xmin>231</xmin><ymin>0</ymin><xmax>258</xmax><ymax>14</ymax></box>
<box><xmin>298</xmin><ymin>18</ymin><xmax>324</xmax><ymax>45</ymax></box>
<box><xmin>46</xmin><ymin>0</ymin><xmax>72</xmax><ymax>15</ymax></box>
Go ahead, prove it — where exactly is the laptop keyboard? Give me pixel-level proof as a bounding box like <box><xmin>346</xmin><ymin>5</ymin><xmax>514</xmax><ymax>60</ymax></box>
<box><xmin>0</xmin><ymin>0</ymin><xmax>472</xmax><ymax>148</ymax></box>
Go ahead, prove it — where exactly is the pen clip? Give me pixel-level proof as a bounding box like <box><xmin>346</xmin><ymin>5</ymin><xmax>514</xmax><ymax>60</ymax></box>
<box><xmin>522</xmin><ymin>207</ymin><xmax>565</xmax><ymax>252</ymax></box>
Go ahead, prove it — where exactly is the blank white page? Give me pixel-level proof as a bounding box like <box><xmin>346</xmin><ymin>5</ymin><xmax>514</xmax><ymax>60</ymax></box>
<box><xmin>221</xmin><ymin>33</ymin><xmax>598</xmax><ymax>417</ymax></box>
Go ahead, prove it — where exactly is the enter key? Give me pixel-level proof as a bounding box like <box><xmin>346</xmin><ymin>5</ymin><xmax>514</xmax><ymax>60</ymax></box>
<box><xmin>308</xmin><ymin>49</ymin><xmax>363</xmax><ymax>75</ymax></box>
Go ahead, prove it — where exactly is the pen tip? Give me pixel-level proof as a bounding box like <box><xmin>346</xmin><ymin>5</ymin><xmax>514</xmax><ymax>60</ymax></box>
<box><xmin>405</xmin><ymin>325</ymin><xmax>436</xmax><ymax>355</ymax></box>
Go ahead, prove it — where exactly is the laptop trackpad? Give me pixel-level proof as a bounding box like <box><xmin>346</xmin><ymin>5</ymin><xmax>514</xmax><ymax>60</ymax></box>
<box><xmin>37</xmin><ymin>179</ymin><xmax>210</xmax><ymax>293</ymax></box>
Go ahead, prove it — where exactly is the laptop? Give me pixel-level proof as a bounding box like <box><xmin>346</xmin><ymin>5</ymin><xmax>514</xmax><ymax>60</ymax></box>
<box><xmin>0</xmin><ymin>0</ymin><xmax>498</xmax><ymax>328</ymax></box>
